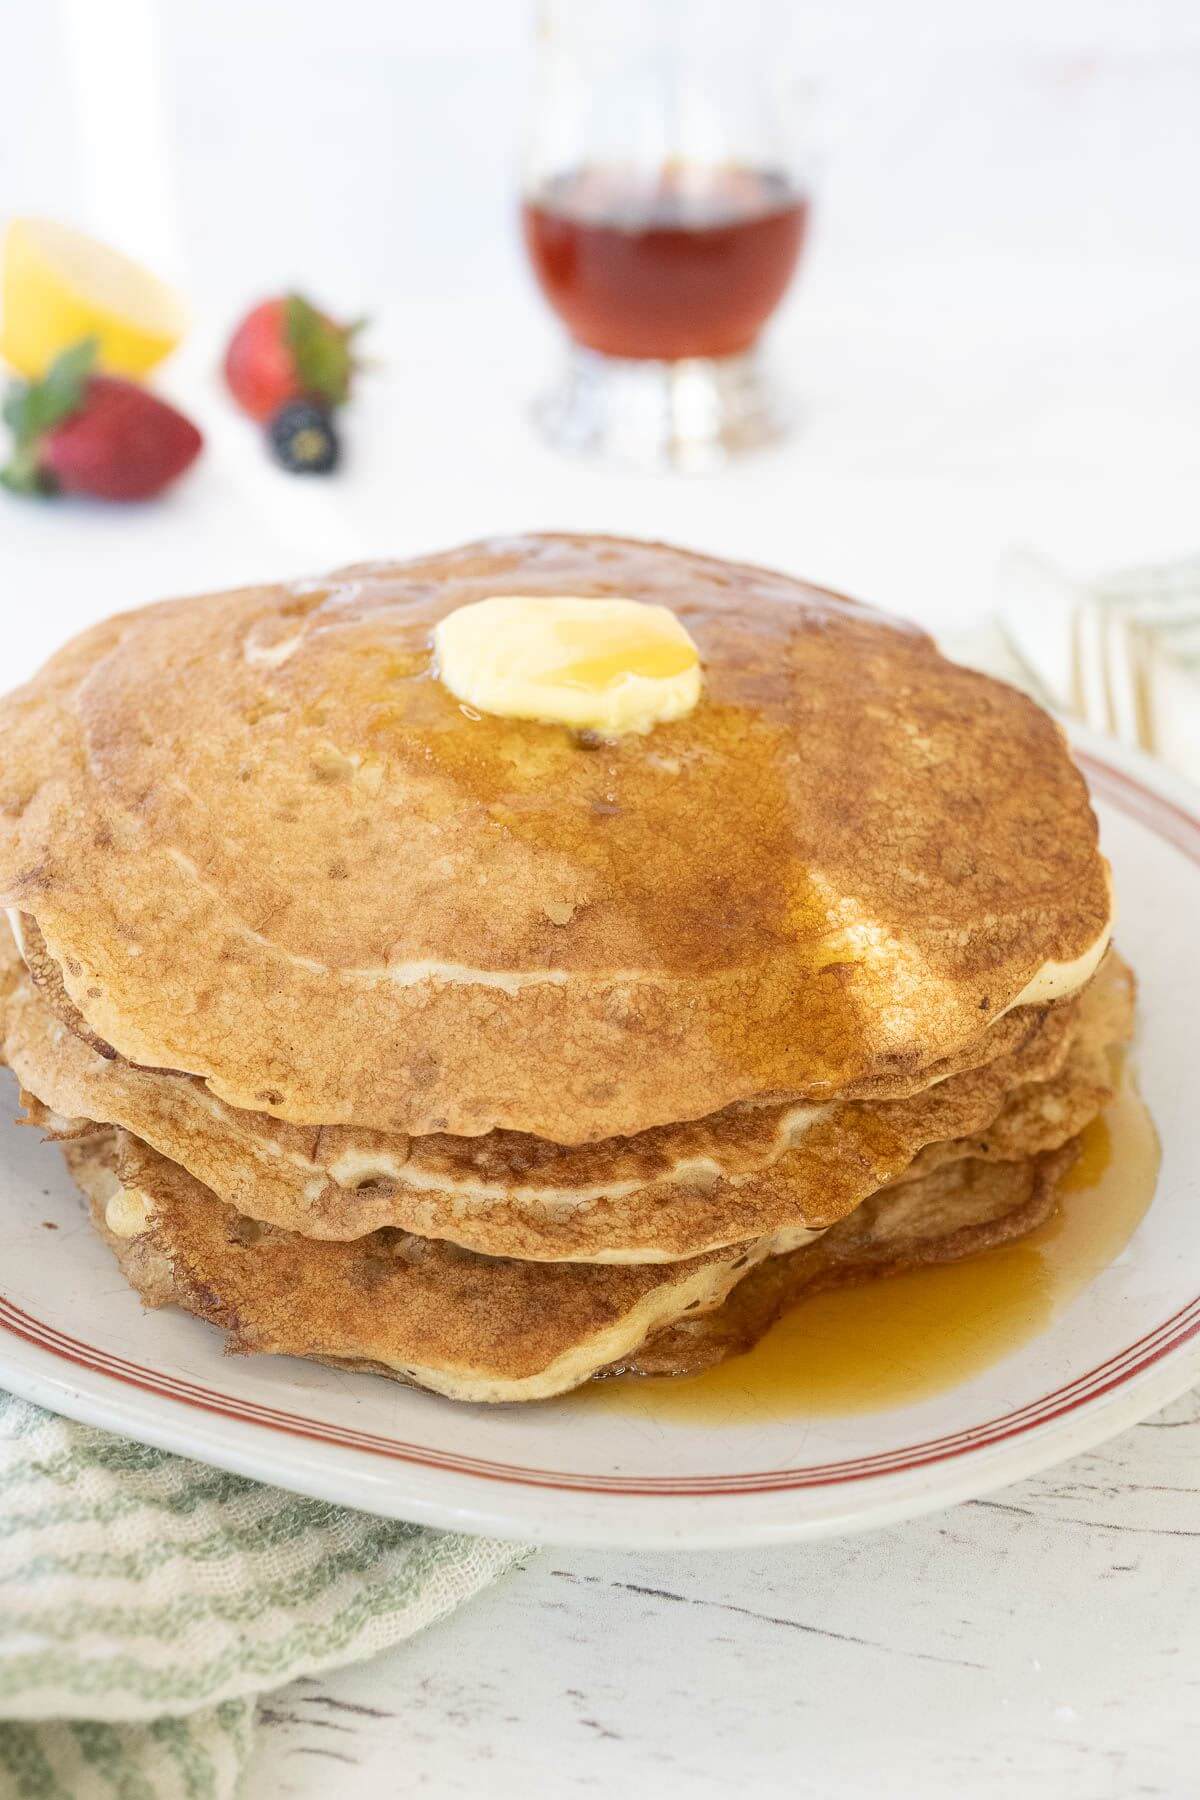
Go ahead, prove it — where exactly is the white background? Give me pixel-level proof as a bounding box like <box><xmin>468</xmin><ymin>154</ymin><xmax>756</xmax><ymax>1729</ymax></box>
<box><xmin>2</xmin><ymin>3</ymin><xmax>1199</xmax><ymax>1793</ymax></box>
<box><xmin>2</xmin><ymin>0</ymin><xmax>1200</xmax><ymax>683</ymax></box>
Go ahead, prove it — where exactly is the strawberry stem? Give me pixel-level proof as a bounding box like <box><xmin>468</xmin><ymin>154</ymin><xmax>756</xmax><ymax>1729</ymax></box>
<box><xmin>284</xmin><ymin>295</ymin><xmax>361</xmax><ymax>409</ymax></box>
<box><xmin>0</xmin><ymin>442</ymin><xmax>52</xmax><ymax>495</ymax></box>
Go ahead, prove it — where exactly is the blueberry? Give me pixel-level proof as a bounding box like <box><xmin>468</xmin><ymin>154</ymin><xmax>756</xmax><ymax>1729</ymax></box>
<box><xmin>267</xmin><ymin>400</ymin><xmax>340</xmax><ymax>474</ymax></box>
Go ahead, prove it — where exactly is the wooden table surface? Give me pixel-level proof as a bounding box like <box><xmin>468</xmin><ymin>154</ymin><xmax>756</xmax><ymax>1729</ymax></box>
<box><xmin>247</xmin><ymin>1385</ymin><xmax>1200</xmax><ymax>1797</ymax></box>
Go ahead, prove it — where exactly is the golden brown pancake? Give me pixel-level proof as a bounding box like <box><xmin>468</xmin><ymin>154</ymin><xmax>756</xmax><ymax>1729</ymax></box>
<box><xmin>65</xmin><ymin>1130</ymin><xmax>1081</xmax><ymax>1403</ymax></box>
<box><xmin>3</xmin><ymin>919</ymin><xmax>1133</xmax><ymax>1259</ymax></box>
<box><xmin>0</xmin><ymin>535</ymin><xmax>1110</xmax><ymax>1142</ymax></box>
<box><xmin>66</xmin><ymin>1132</ymin><xmax>786</xmax><ymax>1404</ymax></box>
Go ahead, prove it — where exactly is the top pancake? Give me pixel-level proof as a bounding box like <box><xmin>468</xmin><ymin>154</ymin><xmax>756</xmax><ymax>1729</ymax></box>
<box><xmin>0</xmin><ymin>535</ymin><xmax>1110</xmax><ymax>1141</ymax></box>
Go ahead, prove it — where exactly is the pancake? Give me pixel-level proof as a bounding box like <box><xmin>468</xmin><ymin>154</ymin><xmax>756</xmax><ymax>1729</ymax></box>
<box><xmin>64</xmin><ymin>1129</ymin><xmax>1080</xmax><ymax>1403</ymax></box>
<box><xmin>4</xmin><ymin>904</ymin><xmax>1072</xmax><ymax>1100</ymax></box>
<box><xmin>66</xmin><ymin>1132</ymin><xmax>793</xmax><ymax>1404</ymax></box>
<box><xmin>0</xmin><ymin>535</ymin><xmax>1111</xmax><ymax>1142</ymax></box>
<box><xmin>3</xmin><ymin>921</ymin><xmax>1133</xmax><ymax>1258</ymax></box>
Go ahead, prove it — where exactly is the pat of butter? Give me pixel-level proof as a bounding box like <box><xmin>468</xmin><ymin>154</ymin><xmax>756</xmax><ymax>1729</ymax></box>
<box><xmin>433</xmin><ymin>595</ymin><xmax>702</xmax><ymax>735</ymax></box>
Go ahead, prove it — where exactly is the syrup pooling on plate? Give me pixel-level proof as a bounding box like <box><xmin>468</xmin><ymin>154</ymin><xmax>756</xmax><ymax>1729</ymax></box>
<box><xmin>584</xmin><ymin>1064</ymin><xmax>1160</xmax><ymax>1420</ymax></box>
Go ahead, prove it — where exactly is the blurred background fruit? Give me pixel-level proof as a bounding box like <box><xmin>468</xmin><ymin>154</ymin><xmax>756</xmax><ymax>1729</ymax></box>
<box><xmin>1</xmin><ymin>339</ymin><xmax>203</xmax><ymax>502</ymax></box>
<box><xmin>266</xmin><ymin>398</ymin><xmax>340</xmax><ymax>474</ymax></box>
<box><xmin>0</xmin><ymin>217</ymin><xmax>186</xmax><ymax>380</ymax></box>
<box><xmin>223</xmin><ymin>293</ymin><xmax>362</xmax><ymax>422</ymax></box>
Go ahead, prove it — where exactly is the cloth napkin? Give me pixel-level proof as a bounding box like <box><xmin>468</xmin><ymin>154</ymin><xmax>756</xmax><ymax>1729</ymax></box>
<box><xmin>995</xmin><ymin>549</ymin><xmax>1200</xmax><ymax>783</ymax></box>
<box><xmin>0</xmin><ymin>1392</ymin><xmax>529</xmax><ymax>1798</ymax></box>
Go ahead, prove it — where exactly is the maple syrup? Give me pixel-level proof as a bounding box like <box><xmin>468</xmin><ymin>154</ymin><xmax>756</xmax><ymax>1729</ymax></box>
<box><xmin>522</xmin><ymin>164</ymin><xmax>809</xmax><ymax>360</ymax></box>
<box><xmin>586</xmin><ymin>1066</ymin><xmax>1159</xmax><ymax>1421</ymax></box>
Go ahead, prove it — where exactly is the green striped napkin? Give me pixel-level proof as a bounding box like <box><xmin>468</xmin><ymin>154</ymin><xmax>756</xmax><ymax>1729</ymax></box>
<box><xmin>0</xmin><ymin>1393</ymin><xmax>529</xmax><ymax>1798</ymax></box>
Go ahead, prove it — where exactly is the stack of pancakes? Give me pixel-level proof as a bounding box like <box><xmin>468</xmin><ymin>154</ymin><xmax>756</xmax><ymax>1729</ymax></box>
<box><xmin>0</xmin><ymin>536</ymin><xmax>1129</xmax><ymax>1402</ymax></box>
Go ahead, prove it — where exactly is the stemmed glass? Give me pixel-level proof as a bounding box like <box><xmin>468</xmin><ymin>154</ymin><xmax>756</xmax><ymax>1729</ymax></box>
<box><xmin>521</xmin><ymin>0</ymin><xmax>812</xmax><ymax>471</ymax></box>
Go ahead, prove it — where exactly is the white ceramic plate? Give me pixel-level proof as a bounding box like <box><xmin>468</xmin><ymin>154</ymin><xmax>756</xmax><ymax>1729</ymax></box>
<box><xmin>1</xmin><ymin>728</ymin><xmax>1197</xmax><ymax>1549</ymax></box>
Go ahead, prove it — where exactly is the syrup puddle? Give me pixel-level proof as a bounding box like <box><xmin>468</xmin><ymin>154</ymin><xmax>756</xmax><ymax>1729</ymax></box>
<box><xmin>586</xmin><ymin>1066</ymin><xmax>1159</xmax><ymax>1422</ymax></box>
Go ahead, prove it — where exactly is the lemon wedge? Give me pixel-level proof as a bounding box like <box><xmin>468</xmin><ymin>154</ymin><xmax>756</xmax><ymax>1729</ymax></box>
<box><xmin>0</xmin><ymin>218</ymin><xmax>186</xmax><ymax>379</ymax></box>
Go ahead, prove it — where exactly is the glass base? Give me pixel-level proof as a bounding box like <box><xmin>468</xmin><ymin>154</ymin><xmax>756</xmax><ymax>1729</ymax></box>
<box><xmin>532</xmin><ymin>344</ymin><xmax>792</xmax><ymax>473</ymax></box>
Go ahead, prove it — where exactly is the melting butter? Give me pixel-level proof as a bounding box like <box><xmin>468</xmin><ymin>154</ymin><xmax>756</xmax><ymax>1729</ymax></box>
<box><xmin>433</xmin><ymin>595</ymin><xmax>701</xmax><ymax>735</ymax></box>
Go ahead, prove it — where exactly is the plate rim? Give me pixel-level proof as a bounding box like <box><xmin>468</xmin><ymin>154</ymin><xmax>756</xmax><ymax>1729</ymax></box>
<box><xmin>1</xmin><ymin>724</ymin><xmax>1197</xmax><ymax>1547</ymax></box>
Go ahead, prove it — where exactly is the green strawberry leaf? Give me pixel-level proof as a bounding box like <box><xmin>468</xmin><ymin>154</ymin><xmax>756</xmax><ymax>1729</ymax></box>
<box><xmin>1</xmin><ymin>337</ymin><xmax>95</xmax><ymax>496</ymax></box>
<box><xmin>285</xmin><ymin>294</ymin><xmax>360</xmax><ymax>409</ymax></box>
<box><xmin>3</xmin><ymin>337</ymin><xmax>98</xmax><ymax>447</ymax></box>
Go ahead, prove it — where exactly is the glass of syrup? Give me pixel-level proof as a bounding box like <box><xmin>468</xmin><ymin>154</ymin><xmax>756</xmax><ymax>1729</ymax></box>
<box><xmin>521</xmin><ymin>0</ymin><xmax>812</xmax><ymax>471</ymax></box>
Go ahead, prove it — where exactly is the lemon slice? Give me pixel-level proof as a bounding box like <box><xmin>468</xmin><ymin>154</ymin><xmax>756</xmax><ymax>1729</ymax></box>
<box><xmin>0</xmin><ymin>218</ymin><xmax>186</xmax><ymax>379</ymax></box>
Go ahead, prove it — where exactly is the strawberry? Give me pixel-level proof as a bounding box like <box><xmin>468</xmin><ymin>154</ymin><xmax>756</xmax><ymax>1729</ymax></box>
<box><xmin>223</xmin><ymin>293</ymin><xmax>363</xmax><ymax>421</ymax></box>
<box><xmin>1</xmin><ymin>339</ymin><xmax>202</xmax><ymax>501</ymax></box>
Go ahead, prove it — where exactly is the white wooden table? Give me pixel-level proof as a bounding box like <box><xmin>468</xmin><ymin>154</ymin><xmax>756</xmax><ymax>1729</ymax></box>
<box><xmin>248</xmin><ymin>1388</ymin><xmax>1200</xmax><ymax>1797</ymax></box>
